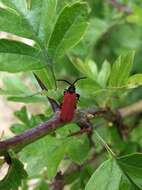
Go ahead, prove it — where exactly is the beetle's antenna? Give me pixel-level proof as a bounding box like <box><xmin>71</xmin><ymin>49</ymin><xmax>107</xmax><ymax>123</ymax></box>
<box><xmin>72</xmin><ymin>77</ymin><xmax>86</xmax><ymax>85</ymax></box>
<box><xmin>57</xmin><ymin>79</ymin><xmax>72</xmax><ymax>85</ymax></box>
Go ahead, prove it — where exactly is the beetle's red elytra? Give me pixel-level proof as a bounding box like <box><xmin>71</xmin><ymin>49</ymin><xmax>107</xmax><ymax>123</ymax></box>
<box><xmin>60</xmin><ymin>92</ymin><xmax>78</xmax><ymax>122</ymax></box>
<box><xmin>57</xmin><ymin>77</ymin><xmax>86</xmax><ymax>122</ymax></box>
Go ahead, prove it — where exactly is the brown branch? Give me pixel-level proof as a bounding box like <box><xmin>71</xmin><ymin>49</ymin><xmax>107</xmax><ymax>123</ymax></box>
<box><xmin>0</xmin><ymin>112</ymin><xmax>62</xmax><ymax>156</ymax></box>
<box><xmin>0</xmin><ymin>108</ymin><xmax>105</xmax><ymax>157</ymax></box>
<box><xmin>119</xmin><ymin>100</ymin><xmax>142</xmax><ymax>117</ymax></box>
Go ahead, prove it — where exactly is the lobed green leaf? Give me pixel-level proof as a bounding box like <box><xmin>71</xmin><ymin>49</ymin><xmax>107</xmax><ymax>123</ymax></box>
<box><xmin>0</xmin><ymin>53</ymin><xmax>45</xmax><ymax>72</ymax></box>
<box><xmin>85</xmin><ymin>158</ymin><xmax>122</xmax><ymax>190</ymax></box>
<box><xmin>118</xmin><ymin>153</ymin><xmax>142</xmax><ymax>189</ymax></box>
<box><xmin>127</xmin><ymin>74</ymin><xmax>142</xmax><ymax>88</ymax></box>
<box><xmin>48</xmin><ymin>2</ymin><xmax>89</xmax><ymax>60</ymax></box>
<box><xmin>67</xmin><ymin>134</ymin><xmax>90</xmax><ymax>164</ymax></box>
<box><xmin>109</xmin><ymin>51</ymin><xmax>135</xmax><ymax>87</ymax></box>
<box><xmin>0</xmin><ymin>151</ymin><xmax>28</xmax><ymax>190</ymax></box>
<box><xmin>19</xmin><ymin>136</ymin><xmax>66</xmax><ymax>179</ymax></box>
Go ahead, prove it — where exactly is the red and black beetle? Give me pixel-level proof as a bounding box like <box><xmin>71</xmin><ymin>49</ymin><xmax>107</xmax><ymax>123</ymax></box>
<box><xmin>58</xmin><ymin>77</ymin><xmax>86</xmax><ymax>122</ymax></box>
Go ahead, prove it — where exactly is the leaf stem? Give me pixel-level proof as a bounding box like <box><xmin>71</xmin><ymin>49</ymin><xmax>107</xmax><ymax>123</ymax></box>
<box><xmin>94</xmin><ymin>130</ymin><xmax>116</xmax><ymax>157</ymax></box>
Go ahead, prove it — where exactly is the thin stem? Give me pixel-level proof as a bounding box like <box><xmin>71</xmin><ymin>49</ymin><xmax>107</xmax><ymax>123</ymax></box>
<box><xmin>94</xmin><ymin>130</ymin><xmax>116</xmax><ymax>157</ymax></box>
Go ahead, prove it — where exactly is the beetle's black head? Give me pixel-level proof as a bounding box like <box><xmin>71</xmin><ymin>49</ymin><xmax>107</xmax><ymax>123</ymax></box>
<box><xmin>57</xmin><ymin>77</ymin><xmax>86</xmax><ymax>93</ymax></box>
<box><xmin>67</xmin><ymin>85</ymin><xmax>76</xmax><ymax>93</ymax></box>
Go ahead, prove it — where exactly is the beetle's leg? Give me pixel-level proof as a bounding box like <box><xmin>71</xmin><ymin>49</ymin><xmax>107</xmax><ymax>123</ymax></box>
<box><xmin>60</xmin><ymin>103</ymin><xmax>63</xmax><ymax>109</ymax></box>
<box><xmin>64</xmin><ymin>89</ymin><xmax>67</xmax><ymax>95</ymax></box>
<box><xmin>76</xmin><ymin>93</ymin><xmax>80</xmax><ymax>100</ymax></box>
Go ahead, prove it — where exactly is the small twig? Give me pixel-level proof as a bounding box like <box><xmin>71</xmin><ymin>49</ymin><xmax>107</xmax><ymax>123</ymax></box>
<box><xmin>67</xmin><ymin>127</ymin><xmax>92</xmax><ymax>137</ymax></box>
<box><xmin>119</xmin><ymin>100</ymin><xmax>142</xmax><ymax>117</ymax></box>
<box><xmin>82</xmin><ymin>107</ymin><xmax>108</xmax><ymax>117</ymax></box>
<box><xmin>107</xmin><ymin>0</ymin><xmax>132</xmax><ymax>14</ymax></box>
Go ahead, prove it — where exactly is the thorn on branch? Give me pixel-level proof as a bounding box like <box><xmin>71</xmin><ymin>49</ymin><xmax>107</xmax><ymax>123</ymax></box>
<box><xmin>34</xmin><ymin>73</ymin><xmax>48</xmax><ymax>91</ymax></box>
<box><xmin>34</xmin><ymin>73</ymin><xmax>60</xmax><ymax>112</ymax></box>
<box><xmin>47</xmin><ymin>97</ymin><xmax>60</xmax><ymax>113</ymax></box>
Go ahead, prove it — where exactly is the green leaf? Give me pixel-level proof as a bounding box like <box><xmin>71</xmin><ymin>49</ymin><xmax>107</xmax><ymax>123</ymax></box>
<box><xmin>127</xmin><ymin>74</ymin><xmax>142</xmax><ymax>88</ymax></box>
<box><xmin>19</xmin><ymin>136</ymin><xmax>66</xmax><ymax>179</ymax></box>
<box><xmin>0</xmin><ymin>2</ymin><xmax>33</xmax><ymax>39</ymax></box>
<box><xmin>34</xmin><ymin>181</ymin><xmax>49</xmax><ymax>190</ymax></box>
<box><xmin>2</xmin><ymin>75</ymin><xmax>30</xmax><ymax>95</ymax></box>
<box><xmin>48</xmin><ymin>2</ymin><xmax>89</xmax><ymax>59</ymax></box>
<box><xmin>85</xmin><ymin>158</ymin><xmax>122</xmax><ymax>190</ymax></box>
<box><xmin>97</xmin><ymin>60</ymin><xmax>111</xmax><ymax>87</ymax></box>
<box><xmin>0</xmin><ymin>0</ymin><xmax>57</xmax><ymax>43</ymax></box>
<box><xmin>117</xmin><ymin>153</ymin><xmax>142</xmax><ymax>189</ymax></box>
<box><xmin>26</xmin><ymin>0</ymin><xmax>32</xmax><ymax>10</ymax></box>
<box><xmin>0</xmin><ymin>1</ymin><xmax>57</xmax><ymax>81</ymax></box>
<box><xmin>67</xmin><ymin>134</ymin><xmax>90</xmax><ymax>164</ymax></box>
<box><xmin>0</xmin><ymin>39</ymin><xmax>40</xmax><ymax>57</ymax></box>
<box><xmin>71</xmin><ymin>58</ymin><xmax>100</xmax><ymax>82</ymax></box>
<box><xmin>0</xmin><ymin>152</ymin><xmax>28</xmax><ymax>190</ymax></box>
<box><xmin>119</xmin><ymin>175</ymin><xmax>139</xmax><ymax>190</ymax></box>
<box><xmin>0</xmin><ymin>53</ymin><xmax>45</xmax><ymax>72</ymax></box>
<box><xmin>14</xmin><ymin>106</ymin><xmax>30</xmax><ymax>124</ymax></box>
<box><xmin>2</xmin><ymin>75</ymin><xmax>48</xmax><ymax>102</ymax></box>
<box><xmin>10</xmin><ymin>123</ymin><xmax>27</xmax><ymax>134</ymax></box>
<box><xmin>109</xmin><ymin>51</ymin><xmax>135</xmax><ymax>87</ymax></box>
<box><xmin>86</xmin><ymin>59</ymin><xmax>98</xmax><ymax>79</ymax></box>
<box><xmin>27</xmin><ymin>0</ymin><xmax>57</xmax><ymax>44</ymax></box>
<box><xmin>127</xmin><ymin>4</ymin><xmax>142</xmax><ymax>26</ymax></box>
<box><xmin>11</xmin><ymin>108</ymin><xmax>45</xmax><ymax>134</ymax></box>
<box><xmin>8</xmin><ymin>95</ymin><xmax>46</xmax><ymax>103</ymax></box>
<box><xmin>34</xmin><ymin>68</ymin><xmax>56</xmax><ymax>89</ymax></box>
